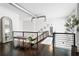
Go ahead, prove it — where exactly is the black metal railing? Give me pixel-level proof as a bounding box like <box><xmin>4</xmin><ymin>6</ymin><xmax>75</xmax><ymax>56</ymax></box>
<box><xmin>52</xmin><ymin>32</ymin><xmax>76</xmax><ymax>56</ymax></box>
<box><xmin>12</xmin><ymin>31</ymin><xmax>49</xmax><ymax>48</ymax></box>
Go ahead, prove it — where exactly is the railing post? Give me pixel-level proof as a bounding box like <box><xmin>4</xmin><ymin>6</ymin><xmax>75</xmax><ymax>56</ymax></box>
<box><xmin>53</xmin><ymin>32</ymin><xmax>55</xmax><ymax>56</ymax></box>
<box><xmin>43</xmin><ymin>32</ymin><xmax>44</xmax><ymax>39</ymax></box>
<box><xmin>71</xmin><ymin>33</ymin><xmax>77</xmax><ymax>56</ymax></box>
<box><xmin>73</xmin><ymin>33</ymin><xmax>75</xmax><ymax>47</ymax></box>
<box><xmin>37</xmin><ymin>32</ymin><xmax>38</xmax><ymax>49</ymax></box>
<box><xmin>12</xmin><ymin>31</ymin><xmax>14</xmax><ymax>47</ymax></box>
<box><xmin>23</xmin><ymin>32</ymin><xmax>24</xmax><ymax>37</ymax></box>
<box><xmin>23</xmin><ymin>32</ymin><xmax>25</xmax><ymax>47</ymax></box>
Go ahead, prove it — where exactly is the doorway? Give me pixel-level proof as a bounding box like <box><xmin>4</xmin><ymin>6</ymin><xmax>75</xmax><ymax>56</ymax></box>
<box><xmin>0</xmin><ymin>16</ymin><xmax>13</xmax><ymax>43</ymax></box>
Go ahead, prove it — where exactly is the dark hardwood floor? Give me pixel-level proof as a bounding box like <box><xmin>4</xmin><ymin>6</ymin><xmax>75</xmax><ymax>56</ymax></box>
<box><xmin>0</xmin><ymin>42</ymin><xmax>53</xmax><ymax>56</ymax></box>
<box><xmin>0</xmin><ymin>42</ymin><xmax>78</xmax><ymax>56</ymax></box>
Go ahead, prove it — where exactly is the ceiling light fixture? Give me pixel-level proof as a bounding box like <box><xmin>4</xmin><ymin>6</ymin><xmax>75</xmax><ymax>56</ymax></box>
<box><xmin>31</xmin><ymin>15</ymin><xmax>46</xmax><ymax>22</ymax></box>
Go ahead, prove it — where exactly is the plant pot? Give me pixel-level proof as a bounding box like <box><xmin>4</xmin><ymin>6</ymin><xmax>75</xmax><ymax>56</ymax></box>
<box><xmin>31</xmin><ymin>43</ymin><xmax>34</xmax><ymax>46</ymax></box>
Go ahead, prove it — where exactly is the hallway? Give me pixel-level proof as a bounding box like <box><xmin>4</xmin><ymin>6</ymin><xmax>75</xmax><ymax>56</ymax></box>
<box><xmin>0</xmin><ymin>3</ymin><xmax>79</xmax><ymax>56</ymax></box>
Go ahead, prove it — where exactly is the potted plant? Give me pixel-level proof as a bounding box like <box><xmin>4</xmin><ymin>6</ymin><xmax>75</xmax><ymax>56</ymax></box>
<box><xmin>65</xmin><ymin>15</ymin><xmax>79</xmax><ymax>52</ymax></box>
<box><xmin>28</xmin><ymin>36</ymin><xmax>34</xmax><ymax>46</ymax></box>
<box><xmin>65</xmin><ymin>15</ymin><xmax>79</xmax><ymax>33</ymax></box>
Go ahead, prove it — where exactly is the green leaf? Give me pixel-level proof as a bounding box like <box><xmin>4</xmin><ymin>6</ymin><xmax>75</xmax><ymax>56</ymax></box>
<box><xmin>28</xmin><ymin>36</ymin><xmax>33</xmax><ymax>41</ymax></box>
<box><xmin>72</xmin><ymin>24</ymin><xmax>75</xmax><ymax>28</ymax></box>
<box><xmin>72</xmin><ymin>18</ymin><xmax>78</xmax><ymax>25</ymax></box>
<box><xmin>77</xmin><ymin>26</ymin><xmax>79</xmax><ymax>31</ymax></box>
<box><xmin>71</xmin><ymin>15</ymin><xmax>75</xmax><ymax>18</ymax></box>
<box><xmin>67</xmin><ymin>18</ymin><xmax>71</xmax><ymax>23</ymax></box>
<box><xmin>66</xmin><ymin>28</ymin><xmax>70</xmax><ymax>31</ymax></box>
<box><xmin>64</xmin><ymin>23</ymin><xmax>70</xmax><ymax>27</ymax></box>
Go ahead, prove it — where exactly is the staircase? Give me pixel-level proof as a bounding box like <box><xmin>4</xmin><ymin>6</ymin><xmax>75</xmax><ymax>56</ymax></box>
<box><xmin>33</xmin><ymin>31</ymin><xmax>49</xmax><ymax>44</ymax></box>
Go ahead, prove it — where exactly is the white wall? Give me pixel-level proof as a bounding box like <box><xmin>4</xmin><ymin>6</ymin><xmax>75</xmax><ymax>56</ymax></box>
<box><xmin>21</xmin><ymin>16</ymin><xmax>35</xmax><ymax>31</ymax></box>
<box><xmin>34</xmin><ymin>18</ymin><xmax>46</xmax><ymax>32</ymax></box>
<box><xmin>0</xmin><ymin>6</ymin><xmax>22</xmax><ymax>31</ymax></box>
<box><xmin>48</xmin><ymin>18</ymin><xmax>66</xmax><ymax>32</ymax></box>
<box><xmin>23</xmin><ymin>20</ymin><xmax>34</xmax><ymax>31</ymax></box>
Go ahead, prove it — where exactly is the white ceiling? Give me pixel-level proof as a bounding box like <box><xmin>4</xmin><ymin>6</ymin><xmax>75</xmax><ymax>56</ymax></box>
<box><xmin>19</xmin><ymin>3</ymin><xmax>77</xmax><ymax>19</ymax></box>
<box><xmin>0</xmin><ymin>3</ymin><xmax>77</xmax><ymax>19</ymax></box>
<box><xmin>0</xmin><ymin>3</ymin><xmax>31</xmax><ymax>17</ymax></box>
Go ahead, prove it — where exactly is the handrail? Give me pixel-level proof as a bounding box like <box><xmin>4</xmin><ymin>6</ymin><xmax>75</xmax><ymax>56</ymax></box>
<box><xmin>53</xmin><ymin>32</ymin><xmax>75</xmax><ymax>34</ymax></box>
<box><xmin>13</xmin><ymin>31</ymin><xmax>39</xmax><ymax>33</ymax></box>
